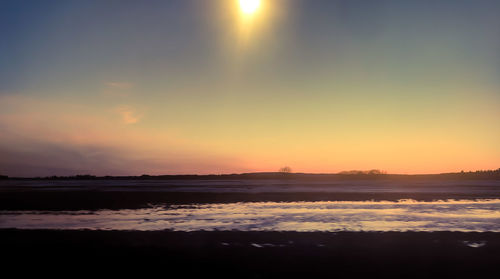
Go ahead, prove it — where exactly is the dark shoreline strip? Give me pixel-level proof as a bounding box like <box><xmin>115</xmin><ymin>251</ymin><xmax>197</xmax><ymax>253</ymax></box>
<box><xmin>1</xmin><ymin>191</ymin><xmax>499</xmax><ymax>210</ymax></box>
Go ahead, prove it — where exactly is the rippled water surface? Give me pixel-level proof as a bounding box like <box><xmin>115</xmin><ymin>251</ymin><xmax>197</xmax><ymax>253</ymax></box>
<box><xmin>1</xmin><ymin>199</ymin><xmax>500</xmax><ymax>232</ymax></box>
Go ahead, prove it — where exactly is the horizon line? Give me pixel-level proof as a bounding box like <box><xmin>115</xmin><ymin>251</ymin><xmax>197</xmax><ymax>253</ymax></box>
<box><xmin>2</xmin><ymin>168</ymin><xmax>499</xmax><ymax>179</ymax></box>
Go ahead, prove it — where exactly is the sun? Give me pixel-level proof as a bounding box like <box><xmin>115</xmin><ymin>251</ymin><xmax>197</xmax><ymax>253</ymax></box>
<box><xmin>239</xmin><ymin>0</ymin><xmax>261</xmax><ymax>15</ymax></box>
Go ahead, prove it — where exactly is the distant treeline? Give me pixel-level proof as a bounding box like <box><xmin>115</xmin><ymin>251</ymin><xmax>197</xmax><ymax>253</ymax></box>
<box><xmin>337</xmin><ymin>169</ymin><xmax>387</xmax><ymax>175</ymax></box>
<box><xmin>1</xmin><ymin>168</ymin><xmax>499</xmax><ymax>180</ymax></box>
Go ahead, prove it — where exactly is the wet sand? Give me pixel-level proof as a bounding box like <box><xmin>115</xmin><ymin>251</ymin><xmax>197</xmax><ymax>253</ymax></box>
<box><xmin>5</xmin><ymin>191</ymin><xmax>500</xmax><ymax>210</ymax></box>
<box><xmin>3</xmin><ymin>200</ymin><xmax>500</xmax><ymax>232</ymax></box>
<box><xmin>1</xmin><ymin>229</ymin><xmax>499</xmax><ymax>278</ymax></box>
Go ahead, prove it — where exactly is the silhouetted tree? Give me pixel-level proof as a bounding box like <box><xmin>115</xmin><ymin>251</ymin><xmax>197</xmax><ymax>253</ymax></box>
<box><xmin>279</xmin><ymin>166</ymin><xmax>292</xmax><ymax>174</ymax></box>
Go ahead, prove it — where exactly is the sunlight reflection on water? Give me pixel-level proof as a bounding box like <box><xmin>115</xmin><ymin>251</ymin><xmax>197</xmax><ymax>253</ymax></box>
<box><xmin>1</xmin><ymin>199</ymin><xmax>500</xmax><ymax>232</ymax></box>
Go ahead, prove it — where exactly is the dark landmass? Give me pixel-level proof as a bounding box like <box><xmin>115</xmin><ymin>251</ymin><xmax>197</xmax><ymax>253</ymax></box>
<box><xmin>1</xmin><ymin>229</ymin><xmax>499</xmax><ymax>278</ymax></box>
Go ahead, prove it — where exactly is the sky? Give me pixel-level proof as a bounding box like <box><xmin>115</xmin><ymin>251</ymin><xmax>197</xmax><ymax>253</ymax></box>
<box><xmin>1</xmin><ymin>0</ymin><xmax>499</xmax><ymax>176</ymax></box>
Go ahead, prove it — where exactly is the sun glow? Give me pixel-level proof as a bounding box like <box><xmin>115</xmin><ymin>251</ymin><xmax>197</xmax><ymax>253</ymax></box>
<box><xmin>239</xmin><ymin>0</ymin><xmax>261</xmax><ymax>15</ymax></box>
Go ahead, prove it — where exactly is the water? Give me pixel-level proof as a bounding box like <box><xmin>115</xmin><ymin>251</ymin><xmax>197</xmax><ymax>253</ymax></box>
<box><xmin>1</xmin><ymin>199</ymin><xmax>500</xmax><ymax>232</ymax></box>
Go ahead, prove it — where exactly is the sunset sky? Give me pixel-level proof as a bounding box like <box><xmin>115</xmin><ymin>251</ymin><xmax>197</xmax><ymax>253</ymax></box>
<box><xmin>1</xmin><ymin>0</ymin><xmax>499</xmax><ymax>176</ymax></box>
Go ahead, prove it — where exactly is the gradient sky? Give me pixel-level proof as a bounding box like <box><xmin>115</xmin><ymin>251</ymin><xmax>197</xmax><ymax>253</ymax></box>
<box><xmin>1</xmin><ymin>0</ymin><xmax>499</xmax><ymax>176</ymax></box>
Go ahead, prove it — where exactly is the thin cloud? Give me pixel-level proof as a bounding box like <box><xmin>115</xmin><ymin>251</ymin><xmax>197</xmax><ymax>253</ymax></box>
<box><xmin>115</xmin><ymin>105</ymin><xmax>141</xmax><ymax>124</ymax></box>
